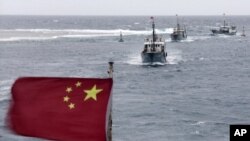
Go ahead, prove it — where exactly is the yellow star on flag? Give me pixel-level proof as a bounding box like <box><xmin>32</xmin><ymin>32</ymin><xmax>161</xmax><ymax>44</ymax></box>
<box><xmin>63</xmin><ymin>96</ymin><xmax>70</xmax><ymax>102</ymax></box>
<box><xmin>66</xmin><ymin>87</ymin><xmax>72</xmax><ymax>93</ymax></box>
<box><xmin>68</xmin><ymin>103</ymin><xmax>75</xmax><ymax>109</ymax></box>
<box><xmin>84</xmin><ymin>85</ymin><xmax>103</xmax><ymax>101</ymax></box>
<box><xmin>75</xmin><ymin>81</ymin><xmax>82</xmax><ymax>87</ymax></box>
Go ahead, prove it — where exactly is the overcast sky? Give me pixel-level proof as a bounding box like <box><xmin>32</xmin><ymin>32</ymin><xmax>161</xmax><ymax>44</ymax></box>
<box><xmin>0</xmin><ymin>0</ymin><xmax>249</xmax><ymax>15</ymax></box>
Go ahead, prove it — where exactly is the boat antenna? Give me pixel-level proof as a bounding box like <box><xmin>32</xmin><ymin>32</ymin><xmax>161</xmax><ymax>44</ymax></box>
<box><xmin>176</xmin><ymin>14</ymin><xmax>180</xmax><ymax>30</ymax></box>
<box><xmin>184</xmin><ymin>24</ymin><xmax>187</xmax><ymax>36</ymax></box>
<box><xmin>223</xmin><ymin>13</ymin><xmax>226</xmax><ymax>26</ymax></box>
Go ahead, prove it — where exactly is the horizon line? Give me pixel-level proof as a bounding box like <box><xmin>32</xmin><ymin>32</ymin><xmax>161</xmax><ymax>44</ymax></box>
<box><xmin>0</xmin><ymin>14</ymin><xmax>250</xmax><ymax>17</ymax></box>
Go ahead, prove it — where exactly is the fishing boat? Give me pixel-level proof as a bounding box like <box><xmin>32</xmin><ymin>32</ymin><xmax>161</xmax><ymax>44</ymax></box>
<box><xmin>211</xmin><ymin>14</ymin><xmax>237</xmax><ymax>35</ymax></box>
<box><xmin>141</xmin><ymin>17</ymin><xmax>167</xmax><ymax>65</ymax></box>
<box><xmin>170</xmin><ymin>15</ymin><xmax>187</xmax><ymax>41</ymax></box>
<box><xmin>119</xmin><ymin>31</ymin><xmax>124</xmax><ymax>42</ymax></box>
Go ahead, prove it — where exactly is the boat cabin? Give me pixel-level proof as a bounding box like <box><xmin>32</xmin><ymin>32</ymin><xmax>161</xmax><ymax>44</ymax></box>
<box><xmin>143</xmin><ymin>39</ymin><xmax>165</xmax><ymax>53</ymax></box>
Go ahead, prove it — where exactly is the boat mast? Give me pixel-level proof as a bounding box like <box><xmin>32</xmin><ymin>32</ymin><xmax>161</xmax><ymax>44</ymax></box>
<box><xmin>151</xmin><ymin>17</ymin><xmax>156</xmax><ymax>42</ymax></box>
<box><xmin>223</xmin><ymin>13</ymin><xmax>226</xmax><ymax>27</ymax></box>
<box><xmin>176</xmin><ymin>14</ymin><xmax>180</xmax><ymax>30</ymax></box>
<box><xmin>151</xmin><ymin>17</ymin><xmax>156</xmax><ymax>51</ymax></box>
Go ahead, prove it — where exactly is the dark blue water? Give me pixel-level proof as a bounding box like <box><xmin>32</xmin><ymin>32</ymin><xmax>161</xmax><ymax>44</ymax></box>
<box><xmin>1</xmin><ymin>16</ymin><xmax>250</xmax><ymax>141</ymax></box>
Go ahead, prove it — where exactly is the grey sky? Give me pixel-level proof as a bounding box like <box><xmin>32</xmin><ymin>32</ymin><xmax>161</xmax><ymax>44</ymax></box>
<box><xmin>0</xmin><ymin>0</ymin><xmax>249</xmax><ymax>15</ymax></box>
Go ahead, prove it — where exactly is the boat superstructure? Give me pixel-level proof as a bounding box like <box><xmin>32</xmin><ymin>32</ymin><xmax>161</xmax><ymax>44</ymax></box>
<box><xmin>211</xmin><ymin>14</ymin><xmax>237</xmax><ymax>35</ymax></box>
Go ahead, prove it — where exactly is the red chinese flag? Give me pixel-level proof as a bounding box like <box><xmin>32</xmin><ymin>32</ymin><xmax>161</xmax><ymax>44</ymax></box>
<box><xmin>8</xmin><ymin>77</ymin><xmax>113</xmax><ymax>141</ymax></box>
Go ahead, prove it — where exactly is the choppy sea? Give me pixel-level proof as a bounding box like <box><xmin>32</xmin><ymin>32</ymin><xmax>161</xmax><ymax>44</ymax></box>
<box><xmin>1</xmin><ymin>16</ymin><xmax>250</xmax><ymax>141</ymax></box>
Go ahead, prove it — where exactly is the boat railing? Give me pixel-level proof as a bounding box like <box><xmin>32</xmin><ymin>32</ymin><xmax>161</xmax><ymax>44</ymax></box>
<box><xmin>143</xmin><ymin>43</ymin><xmax>165</xmax><ymax>53</ymax></box>
<box><xmin>144</xmin><ymin>37</ymin><xmax>164</xmax><ymax>42</ymax></box>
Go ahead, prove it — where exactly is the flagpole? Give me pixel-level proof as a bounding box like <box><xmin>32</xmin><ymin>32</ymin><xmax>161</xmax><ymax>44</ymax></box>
<box><xmin>108</xmin><ymin>61</ymin><xmax>114</xmax><ymax>78</ymax></box>
<box><xmin>107</xmin><ymin>61</ymin><xmax>114</xmax><ymax>141</ymax></box>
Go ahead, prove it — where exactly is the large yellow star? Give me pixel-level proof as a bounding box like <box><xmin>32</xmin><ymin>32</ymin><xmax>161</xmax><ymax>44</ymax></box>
<box><xmin>84</xmin><ymin>85</ymin><xmax>103</xmax><ymax>101</ymax></box>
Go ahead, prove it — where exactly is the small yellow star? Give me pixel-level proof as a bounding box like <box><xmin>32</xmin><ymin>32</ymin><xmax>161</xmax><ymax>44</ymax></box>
<box><xmin>63</xmin><ymin>96</ymin><xmax>70</xmax><ymax>102</ymax></box>
<box><xmin>75</xmin><ymin>81</ymin><xmax>82</xmax><ymax>87</ymax></box>
<box><xmin>66</xmin><ymin>87</ymin><xmax>72</xmax><ymax>93</ymax></box>
<box><xmin>84</xmin><ymin>85</ymin><xmax>103</xmax><ymax>101</ymax></box>
<box><xmin>68</xmin><ymin>103</ymin><xmax>75</xmax><ymax>109</ymax></box>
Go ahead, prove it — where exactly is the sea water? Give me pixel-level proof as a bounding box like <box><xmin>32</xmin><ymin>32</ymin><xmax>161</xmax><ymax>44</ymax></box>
<box><xmin>1</xmin><ymin>16</ymin><xmax>250</xmax><ymax>141</ymax></box>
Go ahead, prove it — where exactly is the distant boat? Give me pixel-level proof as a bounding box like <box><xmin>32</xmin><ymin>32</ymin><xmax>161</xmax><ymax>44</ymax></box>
<box><xmin>119</xmin><ymin>31</ymin><xmax>124</xmax><ymax>42</ymax></box>
<box><xmin>241</xmin><ymin>26</ymin><xmax>246</xmax><ymax>37</ymax></box>
<box><xmin>141</xmin><ymin>17</ymin><xmax>167</xmax><ymax>65</ymax></box>
<box><xmin>211</xmin><ymin>13</ymin><xmax>237</xmax><ymax>35</ymax></box>
<box><xmin>170</xmin><ymin>15</ymin><xmax>187</xmax><ymax>41</ymax></box>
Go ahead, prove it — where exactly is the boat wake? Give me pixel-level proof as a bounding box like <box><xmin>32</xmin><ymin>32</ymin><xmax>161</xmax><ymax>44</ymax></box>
<box><xmin>166</xmin><ymin>49</ymin><xmax>184</xmax><ymax>64</ymax></box>
<box><xmin>166</xmin><ymin>35</ymin><xmax>212</xmax><ymax>43</ymax></box>
<box><xmin>0</xmin><ymin>28</ymin><xmax>173</xmax><ymax>42</ymax></box>
<box><xmin>210</xmin><ymin>34</ymin><xmax>234</xmax><ymax>38</ymax></box>
<box><xmin>126</xmin><ymin>55</ymin><xmax>142</xmax><ymax>65</ymax></box>
<box><xmin>126</xmin><ymin>55</ymin><xmax>167</xmax><ymax>66</ymax></box>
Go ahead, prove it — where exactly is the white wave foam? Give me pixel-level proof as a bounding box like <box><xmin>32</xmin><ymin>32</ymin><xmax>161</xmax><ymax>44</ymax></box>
<box><xmin>0</xmin><ymin>86</ymin><xmax>11</xmax><ymax>101</ymax></box>
<box><xmin>0</xmin><ymin>36</ymin><xmax>59</xmax><ymax>42</ymax></box>
<box><xmin>191</xmin><ymin>130</ymin><xmax>201</xmax><ymax>135</ymax></box>
<box><xmin>0</xmin><ymin>79</ymin><xmax>13</xmax><ymax>101</ymax></box>
<box><xmin>165</xmin><ymin>35</ymin><xmax>211</xmax><ymax>43</ymax></box>
<box><xmin>60</xmin><ymin>34</ymin><xmax>117</xmax><ymax>38</ymax></box>
<box><xmin>213</xmin><ymin>34</ymin><xmax>232</xmax><ymax>38</ymax></box>
<box><xmin>0</xmin><ymin>79</ymin><xmax>13</xmax><ymax>85</ymax></box>
<box><xmin>148</xmin><ymin>62</ymin><xmax>165</xmax><ymax>66</ymax></box>
<box><xmin>1</xmin><ymin>28</ymin><xmax>171</xmax><ymax>35</ymax></box>
<box><xmin>181</xmin><ymin>39</ymin><xmax>194</xmax><ymax>42</ymax></box>
<box><xmin>126</xmin><ymin>55</ymin><xmax>167</xmax><ymax>66</ymax></box>
<box><xmin>167</xmin><ymin>50</ymin><xmax>183</xmax><ymax>65</ymax></box>
<box><xmin>191</xmin><ymin>121</ymin><xmax>206</xmax><ymax>125</ymax></box>
<box><xmin>0</xmin><ymin>28</ymin><xmax>173</xmax><ymax>42</ymax></box>
<box><xmin>162</xmin><ymin>28</ymin><xmax>174</xmax><ymax>34</ymax></box>
<box><xmin>126</xmin><ymin>55</ymin><xmax>142</xmax><ymax>65</ymax></box>
<box><xmin>186</xmin><ymin>36</ymin><xmax>211</xmax><ymax>41</ymax></box>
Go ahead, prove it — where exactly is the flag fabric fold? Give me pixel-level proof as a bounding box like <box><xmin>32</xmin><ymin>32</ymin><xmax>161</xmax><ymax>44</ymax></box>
<box><xmin>8</xmin><ymin>77</ymin><xmax>113</xmax><ymax>141</ymax></box>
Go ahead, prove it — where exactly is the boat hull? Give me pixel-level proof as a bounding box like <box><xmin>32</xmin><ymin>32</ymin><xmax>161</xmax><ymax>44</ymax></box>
<box><xmin>211</xmin><ymin>29</ymin><xmax>237</xmax><ymax>35</ymax></box>
<box><xmin>141</xmin><ymin>52</ymin><xmax>167</xmax><ymax>64</ymax></box>
<box><xmin>170</xmin><ymin>32</ymin><xmax>187</xmax><ymax>41</ymax></box>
